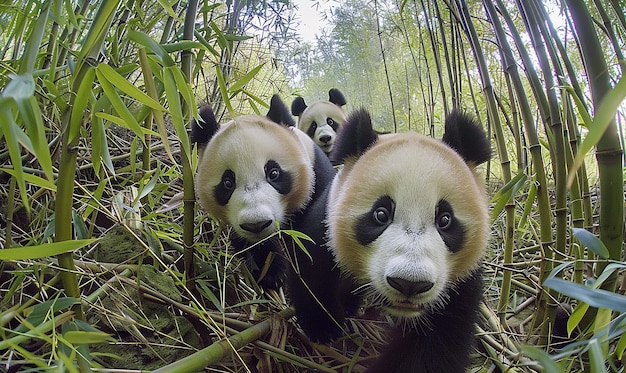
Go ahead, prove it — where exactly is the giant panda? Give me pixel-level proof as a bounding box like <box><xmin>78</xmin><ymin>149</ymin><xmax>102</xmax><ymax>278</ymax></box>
<box><xmin>291</xmin><ymin>88</ymin><xmax>347</xmax><ymax>155</ymax></box>
<box><xmin>192</xmin><ymin>95</ymin><xmax>336</xmax><ymax>289</ymax></box>
<box><xmin>294</xmin><ymin>108</ymin><xmax>491</xmax><ymax>372</ymax></box>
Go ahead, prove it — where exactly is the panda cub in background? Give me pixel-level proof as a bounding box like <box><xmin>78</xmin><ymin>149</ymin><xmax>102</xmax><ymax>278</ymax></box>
<box><xmin>301</xmin><ymin>108</ymin><xmax>491</xmax><ymax>372</ymax></box>
<box><xmin>291</xmin><ymin>88</ymin><xmax>347</xmax><ymax>156</ymax></box>
<box><xmin>192</xmin><ymin>96</ymin><xmax>335</xmax><ymax>289</ymax></box>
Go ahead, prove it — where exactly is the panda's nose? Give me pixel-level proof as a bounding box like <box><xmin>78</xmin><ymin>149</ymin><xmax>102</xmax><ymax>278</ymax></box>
<box><xmin>319</xmin><ymin>135</ymin><xmax>331</xmax><ymax>144</ymax></box>
<box><xmin>240</xmin><ymin>220</ymin><xmax>272</xmax><ymax>234</ymax></box>
<box><xmin>387</xmin><ymin>277</ymin><xmax>434</xmax><ymax>297</ymax></box>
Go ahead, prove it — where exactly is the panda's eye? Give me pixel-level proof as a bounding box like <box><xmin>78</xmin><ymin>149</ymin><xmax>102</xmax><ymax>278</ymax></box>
<box><xmin>265</xmin><ymin>160</ymin><xmax>292</xmax><ymax>195</ymax></box>
<box><xmin>222</xmin><ymin>171</ymin><xmax>235</xmax><ymax>191</ymax></box>
<box><xmin>355</xmin><ymin>196</ymin><xmax>395</xmax><ymax>245</ymax></box>
<box><xmin>310</xmin><ymin>122</ymin><xmax>318</xmax><ymax>130</ymax></box>
<box><xmin>267</xmin><ymin>167</ymin><xmax>280</xmax><ymax>182</ymax></box>
<box><xmin>373</xmin><ymin>207</ymin><xmax>390</xmax><ymax>225</ymax></box>
<box><xmin>437</xmin><ymin>212</ymin><xmax>452</xmax><ymax>230</ymax></box>
<box><xmin>326</xmin><ymin>118</ymin><xmax>334</xmax><ymax>126</ymax></box>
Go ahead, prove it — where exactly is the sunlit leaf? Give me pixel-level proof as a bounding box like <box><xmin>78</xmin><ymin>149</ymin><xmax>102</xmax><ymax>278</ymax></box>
<box><xmin>568</xmin><ymin>73</ymin><xmax>626</xmax><ymax>187</ymax></box>
<box><xmin>1</xmin><ymin>167</ymin><xmax>56</xmax><ymax>191</ymax></box>
<box><xmin>96</xmin><ymin>64</ymin><xmax>165</xmax><ymax>111</ymax></box>
<box><xmin>0</xmin><ymin>239</ymin><xmax>97</xmax><ymax>260</ymax></box>
<box><xmin>230</xmin><ymin>63</ymin><xmax>265</xmax><ymax>92</ymax></box>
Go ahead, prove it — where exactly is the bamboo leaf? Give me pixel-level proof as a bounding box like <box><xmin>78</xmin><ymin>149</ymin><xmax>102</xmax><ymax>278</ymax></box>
<box><xmin>16</xmin><ymin>96</ymin><xmax>54</xmax><ymax>181</ymax></box>
<box><xmin>154</xmin><ymin>0</ymin><xmax>179</xmax><ymax>19</ymax></box>
<box><xmin>63</xmin><ymin>331</ymin><xmax>115</xmax><ymax>344</ymax></box>
<box><xmin>518</xmin><ymin>345</ymin><xmax>563</xmax><ymax>373</ymax></box>
<box><xmin>138</xmin><ymin>47</ymin><xmax>174</xmax><ymax>162</ymax></box>
<box><xmin>69</xmin><ymin>66</ymin><xmax>96</xmax><ymax>145</ymax></box>
<box><xmin>568</xmin><ymin>73</ymin><xmax>626</xmax><ymax>187</ymax></box>
<box><xmin>215</xmin><ymin>65</ymin><xmax>234</xmax><ymax>116</ymax></box>
<box><xmin>0</xmin><ymin>239</ymin><xmax>97</xmax><ymax>260</ymax></box>
<box><xmin>230</xmin><ymin>63</ymin><xmax>265</xmax><ymax>92</ymax></box>
<box><xmin>12</xmin><ymin>298</ymin><xmax>80</xmax><ymax>335</ymax></box>
<box><xmin>572</xmin><ymin>228</ymin><xmax>609</xmax><ymax>259</ymax></box>
<box><xmin>568</xmin><ymin>302</ymin><xmax>588</xmax><ymax>337</ymax></box>
<box><xmin>163</xmin><ymin>67</ymin><xmax>190</xmax><ymax>165</ymax></box>
<box><xmin>490</xmin><ymin>173</ymin><xmax>527</xmax><ymax>222</ymax></box>
<box><xmin>544</xmin><ymin>277</ymin><xmax>626</xmax><ymax>312</ymax></box>
<box><xmin>96</xmin><ymin>66</ymin><xmax>145</xmax><ymax>142</ymax></box>
<box><xmin>18</xmin><ymin>1</ymin><xmax>50</xmax><ymax>74</ymax></box>
<box><xmin>128</xmin><ymin>30</ymin><xmax>175</xmax><ymax>66</ymax></box>
<box><xmin>96</xmin><ymin>64</ymin><xmax>165</xmax><ymax>111</ymax></box>
<box><xmin>0</xmin><ymin>105</ymin><xmax>29</xmax><ymax>210</ymax></box>
<box><xmin>1</xmin><ymin>168</ymin><xmax>56</xmax><ymax>191</ymax></box>
<box><xmin>76</xmin><ymin>0</ymin><xmax>119</xmax><ymax>73</ymax></box>
<box><xmin>588</xmin><ymin>338</ymin><xmax>606</xmax><ymax>373</ymax></box>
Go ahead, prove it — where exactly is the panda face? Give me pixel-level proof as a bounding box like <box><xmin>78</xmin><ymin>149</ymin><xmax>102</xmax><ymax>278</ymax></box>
<box><xmin>327</xmin><ymin>133</ymin><xmax>488</xmax><ymax>319</ymax></box>
<box><xmin>196</xmin><ymin>115</ymin><xmax>314</xmax><ymax>242</ymax></box>
<box><xmin>297</xmin><ymin>101</ymin><xmax>346</xmax><ymax>153</ymax></box>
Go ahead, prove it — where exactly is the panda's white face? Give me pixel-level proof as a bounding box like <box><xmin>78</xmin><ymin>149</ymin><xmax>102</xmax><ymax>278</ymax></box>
<box><xmin>327</xmin><ymin>133</ymin><xmax>488</xmax><ymax>319</ymax></box>
<box><xmin>297</xmin><ymin>101</ymin><xmax>346</xmax><ymax>154</ymax></box>
<box><xmin>196</xmin><ymin>116</ymin><xmax>314</xmax><ymax>242</ymax></box>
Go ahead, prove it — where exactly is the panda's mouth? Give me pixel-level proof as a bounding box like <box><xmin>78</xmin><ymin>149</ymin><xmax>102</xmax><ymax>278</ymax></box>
<box><xmin>383</xmin><ymin>299</ymin><xmax>426</xmax><ymax>318</ymax></box>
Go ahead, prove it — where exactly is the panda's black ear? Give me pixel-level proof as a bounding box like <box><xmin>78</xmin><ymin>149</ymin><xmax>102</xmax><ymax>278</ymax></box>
<box><xmin>267</xmin><ymin>94</ymin><xmax>295</xmax><ymax>127</ymax></box>
<box><xmin>291</xmin><ymin>97</ymin><xmax>307</xmax><ymax>116</ymax></box>
<box><xmin>328</xmin><ymin>88</ymin><xmax>347</xmax><ymax>107</ymax></box>
<box><xmin>331</xmin><ymin>108</ymin><xmax>378</xmax><ymax>164</ymax></box>
<box><xmin>441</xmin><ymin>109</ymin><xmax>491</xmax><ymax>166</ymax></box>
<box><xmin>191</xmin><ymin>105</ymin><xmax>219</xmax><ymax>145</ymax></box>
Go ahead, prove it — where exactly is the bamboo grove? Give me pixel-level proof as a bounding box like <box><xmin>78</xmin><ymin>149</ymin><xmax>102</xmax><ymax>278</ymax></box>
<box><xmin>0</xmin><ymin>0</ymin><xmax>624</xmax><ymax>371</ymax></box>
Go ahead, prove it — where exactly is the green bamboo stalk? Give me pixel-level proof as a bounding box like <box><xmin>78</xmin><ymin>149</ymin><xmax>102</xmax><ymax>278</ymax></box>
<box><xmin>152</xmin><ymin>307</ymin><xmax>296</xmax><ymax>373</ymax></box>
<box><xmin>565</xmin><ymin>0</ymin><xmax>624</xmax><ymax>293</ymax></box>
<box><xmin>454</xmin><ymin>0</ymin><xmax>513</xmax><ymax>327</ymax></box>
<box><xmin>53</xmin><ymin>1</ymin><xmax>119</xmax><ymax>371</ymax></box>
<box><xmin>374</xmin><ymin>0</ymin><xmax>398</xmax><ymax>132</ymax></box>
<box><xmin>517</xmin><ymin>0</ymin><xmax>570</xmax><ymax>344</ymax></box>
<box><xmin>181</xmin><ymin>0</ymin><xmax>199</xmax><ymax>291</ymax></box>
<box><xmin>420</xmin><ymin>0</ymin><xmax>448</xmax><ymax>114</ymax></box>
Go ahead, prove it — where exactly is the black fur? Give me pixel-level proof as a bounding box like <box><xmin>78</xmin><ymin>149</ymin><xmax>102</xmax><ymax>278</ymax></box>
<box><xmin>191</xmin><ymin>105</ymin><xmax>219</xmax><ymax>145</ymax></box>
<box><xmin>442</xmin><ymin>109</ymin><xmax>491</xmax><ymax>165</ymax></box>
<box><xmin>328</xmin><ymin>88</ymin><xmax>347</xmax><ymax>106</ymax></box>
<box><xmin>364</xmin><ymin>269</ymin><xmax>483</xmax><ymax>373</ymax></box>
<box><xmin>288</xmin><ymin>184</ymin><xmax>361</xmax><ymax>342</ymax></box>
<box><xmin>291</xmin><ymin>97</ymin><xmax>307</xmax><ymax>116</ymax></box>
<box><xmin>330</xmin><ymin>108</ymin><xmax>379</xmax><ymax>164</ymax></box>
<box><xmin>267</xmin><ymin>94</ymin><xmax>295</xmax><ymax>127</ymax></box>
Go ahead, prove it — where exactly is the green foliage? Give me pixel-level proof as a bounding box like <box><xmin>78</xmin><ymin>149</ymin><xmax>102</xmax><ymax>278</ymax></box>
<box><xmin>0</xmin><ymin>0</ymin><xmax>624</xmax><ymax>371</ymax></box>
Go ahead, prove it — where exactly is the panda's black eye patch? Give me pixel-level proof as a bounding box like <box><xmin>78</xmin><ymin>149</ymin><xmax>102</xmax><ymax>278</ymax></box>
<box><xmin>435</xmin><ymin>199</ymin><xmax>465</xmax><ymax>252</ymax></box>
<box><xmin>214</xmin><ymin>169</ymin><xmax>236</xmax><ymax>205</ymax></box>
<box><xmin>327</xmin><ymin>118</ymin><xmax>338</xmax><ymax>131</ymax></box>
<box><xmin>265</xmin><ymin>160</ymin><xmax>292</xmax><ymax>195</ymax></box>
<box><xmin>355</xmin><ymin>196</ymin><xmax>395</xmax><ymax>245</ymax></box>
<box><xmin>307</xmin><ymin>122</ymin><xmax>317</xmax><ymax>137</ymax></box>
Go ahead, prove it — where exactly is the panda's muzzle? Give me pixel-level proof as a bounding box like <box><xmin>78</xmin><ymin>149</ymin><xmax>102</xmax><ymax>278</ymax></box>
<box><xmin>240</xmin><ymin>220</ymin><xmax>272</xmax><ymax>234</ymax></box>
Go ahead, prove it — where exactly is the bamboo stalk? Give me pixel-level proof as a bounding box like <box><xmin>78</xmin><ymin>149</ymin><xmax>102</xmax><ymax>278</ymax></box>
<box><xmin>565</xmin><ymin>0</ymin><xmax>625</xmax><ymax>338</ymax></box>
<box><xmin>152</xmin><ymin>307</ymin><xmax>296</xmax><ymax>373</ymax></box>
<box><xmin>180</xmin><ymin>0</ymin><xmax>199</xmax><ymax>292</ymax></box>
